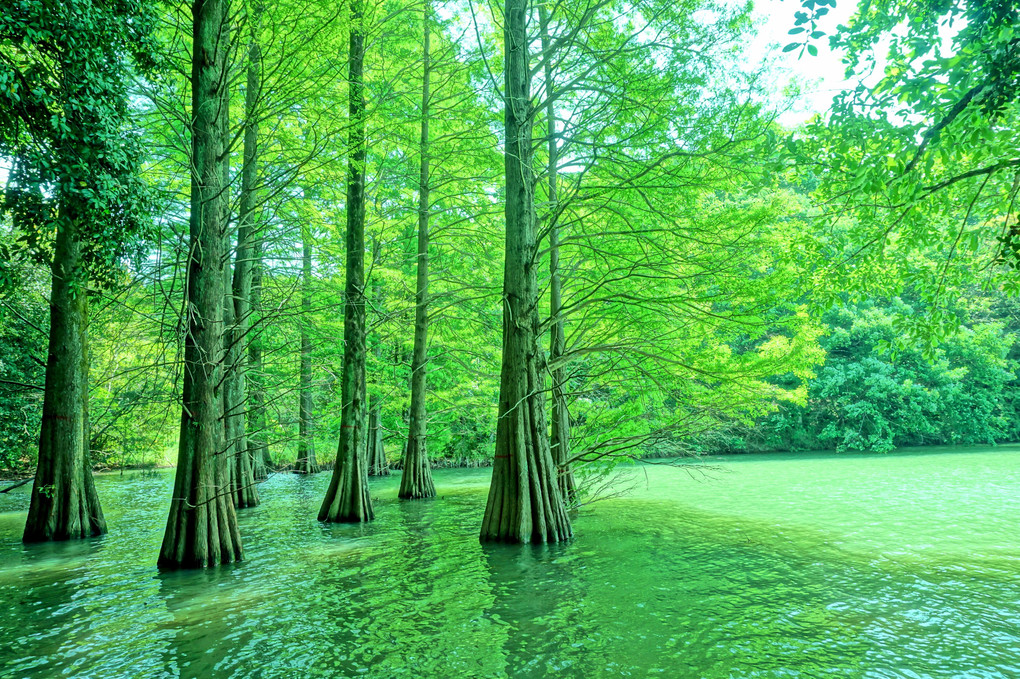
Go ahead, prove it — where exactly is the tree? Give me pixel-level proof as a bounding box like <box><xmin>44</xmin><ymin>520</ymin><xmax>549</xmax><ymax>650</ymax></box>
<box><xmin>319</xmin><ymin>0</ymin><xmax>374</xmax><ymax>523</ymax></box>
<box><xmin>480</xmin><ymin>0</ymin><xmax>572</xmax><ymax>544</ymax></box>
<box><xmin>538</xmin><ymin>4</ymin><xmax>575</xmax><ymax>503</ymax></box>
<box><xmin>158</xmin><ymin>0</ymin><xmax>243</xmax><ymax>568</ymax></box>
<box><xmin>1</xmin><ymin>0</ymin><xmax>154</xmax><ymax>542</ymax></box>
<box><xmin>399</xmin><ymin>1</ymin><xmax>437</xmax><ymax>500</ymax></box>
<box><xmin>295</xmin><ymin>226</ymin><xmax>319</xmax><ymax>473</ymax></box>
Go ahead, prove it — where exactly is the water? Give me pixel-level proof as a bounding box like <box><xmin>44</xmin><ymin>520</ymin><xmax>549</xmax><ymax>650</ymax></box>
<box><xmin>0</xmin><ymin>446</ymin><xmax>1018</xmax><ymax>678</ymax></box>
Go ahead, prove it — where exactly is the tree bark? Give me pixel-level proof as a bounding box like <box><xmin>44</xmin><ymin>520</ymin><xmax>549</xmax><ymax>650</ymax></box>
<box><xmin>480</xmin><ymin>0</ymin><xmax>571</xmax><ymax>544</ymax></box>
<box><xmin>158</xmin><ymin>0</ymin><xmax>243</xmax><ymax>569</ymax></box>
<box><xmin>225</xmin><ymin>230</ymin><xmax>259</xmax><ymax>508</ymax></box>
<box><xmin>399</xmin><ymin>3</ymin><xmax>436</xmax><ymax>500</ymax></box>
<box><xmin>242</xmin><ymin>0</ymin><xmax>269</xmax><ymax>483</ymax></box>
<box><xmin>223</xmin><ymin>2</ymin><xmax>258</xmax><ymax>509</ymax></box>
<box><xmin>366</xmin><ymin>398</ymin><xmax>388</xmax><ymax>475</ymax></box>
<box><xmin>249</xmin><ymin>234</ymin><xmax>271</xmax><ymax>479</ymax></box>
<box><xmin>319</xmin><ymin>0</ymin><xmax>373</xmax><ymax>523</ymax></box>
<box><xmin>539</xmin><ymin>5</ymin><xmax>576</xmax><ymax>504</ymax></box>
<box><xmin>23</xmin><ymin>212</ymin><xmax>107</xmax><ymax>542</ymax></box>
<box><xmin>295</xmin><ymin>230</ymin><xmax>319</xmax><ymax>474</ymax></box>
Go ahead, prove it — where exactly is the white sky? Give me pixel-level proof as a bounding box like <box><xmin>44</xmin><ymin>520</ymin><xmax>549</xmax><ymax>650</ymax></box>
<box><xmin>748</xmin><ymin>0</ymin><xmax>860</xmax><ymax>127</ymax></box>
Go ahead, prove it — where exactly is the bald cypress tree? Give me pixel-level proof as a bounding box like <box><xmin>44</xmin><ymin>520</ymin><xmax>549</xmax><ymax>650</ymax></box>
<box><xmin>296</xmin><ymin>230</ymin><xmax>319</xmax><ymax>474</ymax></box>
<box><xmin>3</xmin><ymin>0</ymin><xmax>154</xmax><ymax>542</ymax></box>
<box><xmin>158</xmin><ymin>0</ymin><xmax>243</xmax><ymax>568</ymax></box>
<box><xmin>399</xmin><ymin>3</ymin><xmax>436</xmax><ymax>500</ymax></box>
<box><xmin>538</xmin><ymin>5</ymin><xmax>576</xmax><ymax>504</ymax></box>
<box><xmin>479</xmin><ymin>0</ymin><xmax>571</xmax><ymax>544</ymax></box>
<box><xmin>319</xmin><ymin>0</ymin><xmax>373</xmax><ymax>523</ymax></box>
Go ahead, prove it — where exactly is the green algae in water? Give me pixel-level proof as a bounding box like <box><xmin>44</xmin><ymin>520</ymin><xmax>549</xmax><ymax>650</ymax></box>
<box><xmin>0</xmin><ymin>446</ymin><xmax>1018</xmax><ymax>678</ymax></box>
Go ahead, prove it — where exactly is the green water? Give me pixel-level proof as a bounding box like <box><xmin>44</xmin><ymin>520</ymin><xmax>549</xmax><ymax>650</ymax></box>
<box><xmin>0</xmin><ymin>446</ymin><xmax>1018</xmax><ymax>678</ymax></box>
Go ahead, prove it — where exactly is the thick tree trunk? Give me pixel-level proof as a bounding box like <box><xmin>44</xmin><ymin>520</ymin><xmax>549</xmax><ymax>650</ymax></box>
<box><xmin>23</xmin><ymin>213</ymin><xmax>107</xmax><ymax>542</ymax></box>
<box><xmin>480</xmin><ymin>0</ymin><xmax>571</xmax><ymax>544</ymax></box>
<box><xmin>399</xmin><ymin>4</ymin><xmax>436</xmax><ymax>500</ymax></box>
<box><xmin>539</xmin><ymin>6</ymin><xmax>576</xmax><ymax>504</ymax></box>
<box><xmin>242</xmin><ymin>0</ymin><xmax>269</xmax><ymax>484</ymax></box>
<box><xmin>319</xmin><ymin>0</ymin><xmax>373</xmax><ymax>523</ymax></box>
<box><xmin>158</xmin><ymin>0</ymin><xmax>243</xmax><ymax>569</ymax></box>
<box><xmin>295</xmin><ymin>232</ymin><xmax>319</xmax><ymax>474</ymax></box>
<box><xmin>366</xmin><ymin>399</ymin><xmax>388</xmax><ymax>475</ymax></box>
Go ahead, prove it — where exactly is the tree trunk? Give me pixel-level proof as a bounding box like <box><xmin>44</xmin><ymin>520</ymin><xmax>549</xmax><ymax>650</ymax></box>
<box><xmin>539</xmin><ymin>6</ymin><xmax>576</xmax><ymax>505</ymax></box>
<box><xmin>480</xmin><ymin>0</ymin><xmax>571</xmax><ymax>544</ymax></box>
<box><xmin>242</xmin><ymin>0</ymin><xmax>269</xmax><ymax>484</ymax></box>
<box><xmin>399</xmin><ymin>3</ymin><xmax>436</xmax><ymax>500</ymax></box>
<box><xmin>295</xmin><ymin>231</ymin><xmax>319</xmax><ymax>474</ymax></box>
<box><xmin>366</xmin><ymin>398</ymin><xmax>388</xmax><ymax>475</ymax></box>
<box><xmin>23</xmin><ymin>212</ymin><xmax>107</xmax><ymax>542</ymax></box>
<box><xmin>225</xmin><ymin>235</ymin><xmax>259</xmax><ymax>508</ymax></box>
<box><xmin>223</xmin><ymin>4</ymin><xmax>258</xmax><ymax>510</ymax></box>
<box><xmin>319</xmin><ymin>0</ymin><xmax>373</xmax><ymax>523</ymax></box>
<box><xmin>159</xmin><ymin>0</ymin><xmax>243</xmax><ymax>569</ymax></box>
<box><xmin>249</xmin><ymin>234</ymin><xmax>271</xmax><ymax>479</ymax></box>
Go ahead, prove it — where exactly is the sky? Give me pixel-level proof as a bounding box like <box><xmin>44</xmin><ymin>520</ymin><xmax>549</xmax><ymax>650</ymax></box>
<box><xmin>748</xmin><ymin>0</ymin><xmax>860</xmax><ymax>126</ymax></box>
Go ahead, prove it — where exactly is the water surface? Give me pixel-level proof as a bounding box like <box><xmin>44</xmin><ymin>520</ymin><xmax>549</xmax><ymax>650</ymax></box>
<box><xmin>1</xmin><ymin>446</ymin><xmax>1018</xmax><ymax>677</ymax></box>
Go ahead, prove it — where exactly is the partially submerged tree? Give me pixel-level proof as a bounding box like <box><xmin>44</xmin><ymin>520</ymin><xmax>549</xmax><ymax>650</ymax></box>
<box><xmin>480</xmin><ymin>0</ymin><xmax>572</xmax><ymax>544</ymax></box>
<box><xmin>399</xmin><ymin>2</ymin><xmax>437</xmax><ymax>500</ymax></box>
<box><xmin>537</xmin><ymin>4</ymin><xmax>575</xmax><ymax>504</ymax></box>
<box><xmin>319</xmin><ymin>0</ymin><xmax>373</xmax><ymax>523</ymax></box>
<box><xmin>295</xmin><ymin>227</ymin><xmax>319</xmax><ymax>473</ymax></box>
<box><xmin>1</xmin><ymin>0</ymin><xmax>154</xmax><ymax>542</ymax></box>
<box><xmin>158</xmin><ymin>0</ymin><xmax>243</xmax><ymax>568</ymax></box>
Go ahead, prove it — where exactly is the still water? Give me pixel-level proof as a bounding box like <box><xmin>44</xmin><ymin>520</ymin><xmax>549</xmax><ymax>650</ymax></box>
<box><xmin>0</xmin><ymin>446</ymin><xmax>1018</xmax><ymax>678</ymax></box>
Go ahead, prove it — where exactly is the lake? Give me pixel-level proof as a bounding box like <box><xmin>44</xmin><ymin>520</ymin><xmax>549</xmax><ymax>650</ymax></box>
<box><xmin>1</xmin><ymin>446</ymin><xmax>1018</xmax><ymax>677</ymax></box>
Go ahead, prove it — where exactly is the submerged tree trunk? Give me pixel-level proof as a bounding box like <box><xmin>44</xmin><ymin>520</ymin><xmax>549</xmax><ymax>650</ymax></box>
<box><xmin>399</xmin><ymin>4</ymin><xmax>436</xmax><ymax>500</ymax></box>
<box><xmin>223</xmin><ymin>7</ymin><xmax>258</xmax><ymax>510</ymax></box>
<box><xmin>159</xmin><ymin>0</ymin><xmax>243</xmax><ymax>569</ymax></box>
<box><xmin>242</xmin><ymin>0</ymin><xmax>269</xmax><ymax>484</ymax></box>
<box><xmin>539</xmin><ymin>6</ymin><xmax>576</xmax><ymax>505</ymax></box>
<box><xmin>225</xmin><ymin>235</ymin><xmax>259</xmax><ymax>508</ymax></box>
<box><xmin>23</xmin><ymin>213</ymin><xmax>107</xmax><ymax>543</ymax></box>
<box><xmin>249</xmin><ymin>236</ymin><xmax>271</xmax><ymax>479</ymax></box>
<box><xmin>366</xmin><ymin>398</ymin><xmax>388</xmax><ymax>475</ymax></box>
<box><xmin>295</xmin><ymin>231</ymin><xmax>319</xmax><ymax>474</ymax></box>
<box><xmin>319</xmin><ymin>0</ymin><xmax>373</xmax><ymax>523</ymax></box>
<box><xmin>480</xmin><ymin>0</ymin><xmax>571</xmax><ymax>544</ymax></box>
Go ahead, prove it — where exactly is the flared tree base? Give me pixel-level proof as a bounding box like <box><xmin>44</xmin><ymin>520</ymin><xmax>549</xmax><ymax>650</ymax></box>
<box><xmin>398</xmin><ymin>436</ymin><xmax>436</xmax><ymax>500</ymax></box>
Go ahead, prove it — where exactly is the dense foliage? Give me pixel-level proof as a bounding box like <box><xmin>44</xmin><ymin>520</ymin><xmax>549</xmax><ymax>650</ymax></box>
<box><xmin>0</xmin><ymin>0</ymin><xmax>1017</xmax><ymax>548</ymax></box>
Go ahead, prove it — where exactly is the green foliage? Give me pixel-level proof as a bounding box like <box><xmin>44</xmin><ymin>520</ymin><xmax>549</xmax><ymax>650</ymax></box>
<box><xmin>724</xmin><ymin>297</ymin><xmax>1020</xmax><ymax>453</ymax></box>
<box><xmin>794</xmin><ymin>0</ymin><xmax>1020</xmax><ymax>352</ymax></box>
<box><xmin>0</xmin><ymin>0</ymin><xmax>157</xmax><ymax>283</ymax></box>
<box><xmin>0</xmin><ymin>258</ymin><xmax>46</xmax><ymax>472</ymax></box>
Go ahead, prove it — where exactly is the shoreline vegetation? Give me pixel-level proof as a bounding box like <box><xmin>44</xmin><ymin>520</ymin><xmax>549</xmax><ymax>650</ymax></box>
<box><xmin>5</xmin><ymin>441</ymin><xmax>1017</xmax><ymax>485</ymax></box>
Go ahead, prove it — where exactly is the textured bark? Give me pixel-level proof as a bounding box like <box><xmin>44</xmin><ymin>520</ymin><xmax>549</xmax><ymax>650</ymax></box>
<box><xmin>319</xmin><ymin>0</ymin><xmax>373</xmax><ymax>523</ymax></box>
<box><xmin>242</xmin><ymin>0</ymin><xmax>269</xmax><ymax>484</ymax></box>
<box><xmin>23</xmin><ymin>212</ymin><xmax>107</xmax><ymax>543</ymax></box>
<box><xmin>225</xmin><ymin>236</ymin><xmax>259</xmax><ymax>508</ymax></box>
<box><xmin>539</xmin><ymin>6</ymin><xmax>576</xmax><ymax>504</ymax></box>
<box><xmin>158</xmin><ymin>0</ymin><xmax>243</xmax><ymax>569</ymax></box>
<box><xmin>480</xmin><ymin>0</ymin><xmax>572</xmax><ymax>544</ymax></box>
<box><xmin>295</xmin><ymin>231</ymin><xmax>319</xmax><ymax>474</ymax></box>
<box><xmin>399</xmin><ymin>5</ymin><xmax>436</xmax><ymax>500</ymax></box>
<box><xmin>366</xmin><ymin>399</ymin><xmax>388</xmax><ymax>476</ymax></box>
<box><xmin>249</xmin><ymin>237</ymin><xmax>271</xmax><ymax>479</ymax></box>
<box><xmin>223</xmin><ymin>4</ymin><xmax>258</xmax><ymax>510</ymax></box>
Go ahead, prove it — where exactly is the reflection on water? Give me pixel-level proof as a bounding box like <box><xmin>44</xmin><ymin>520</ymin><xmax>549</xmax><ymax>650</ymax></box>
<box><xmin>1</xmin><ymin>446</ymin><xmax>1018</xmax><ymax>678</ymax></box>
